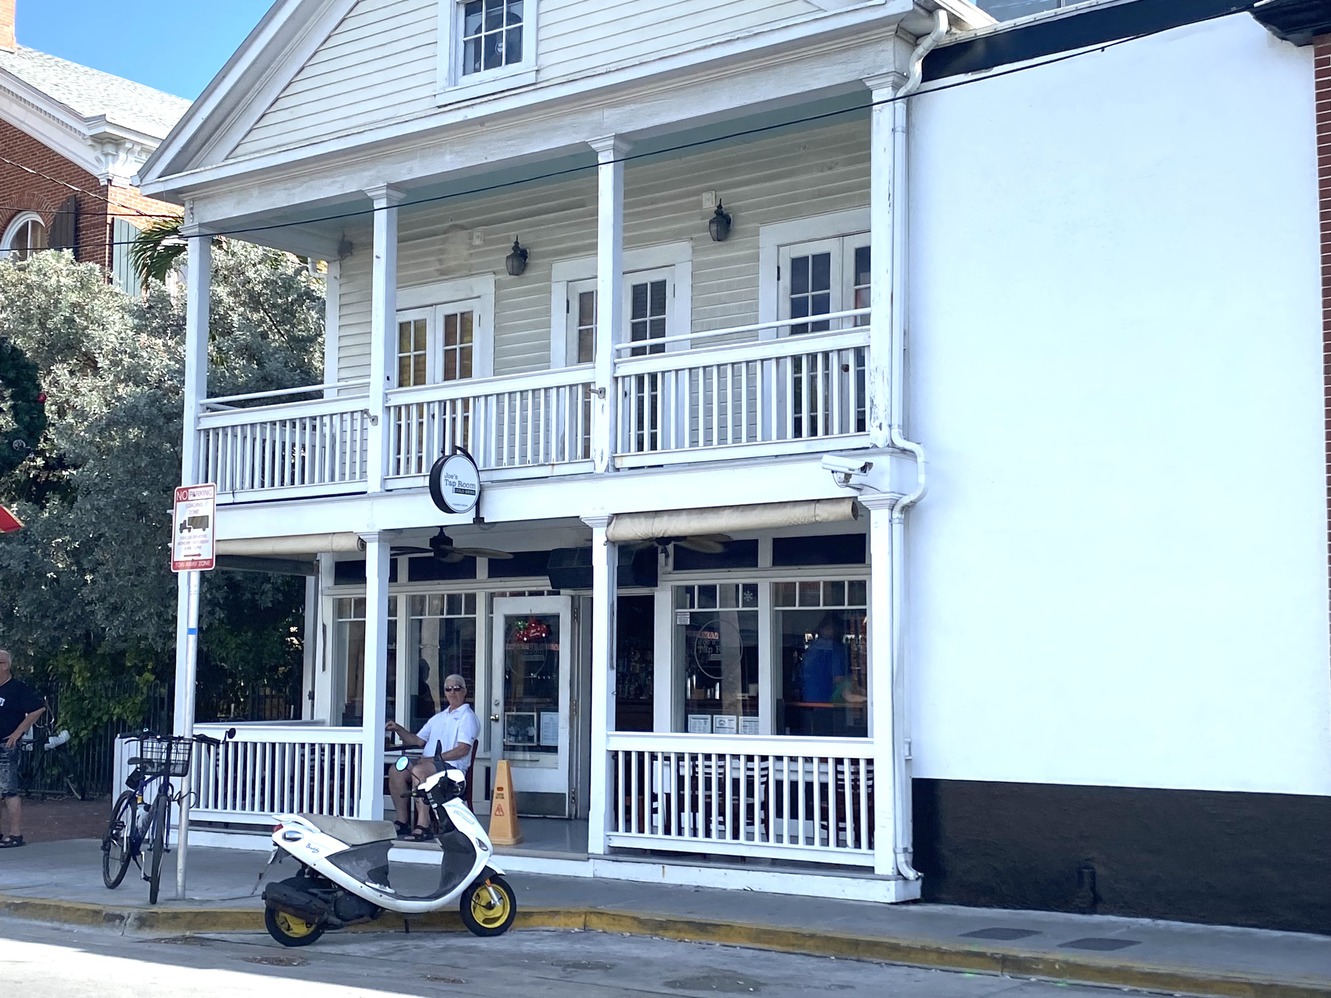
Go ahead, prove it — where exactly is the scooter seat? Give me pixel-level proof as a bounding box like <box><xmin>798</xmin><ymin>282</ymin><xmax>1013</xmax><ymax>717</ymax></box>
<box><xmin>297</xmin><ymin>813</ymin><xmax>397</xmax><ymax>846</ymax></box>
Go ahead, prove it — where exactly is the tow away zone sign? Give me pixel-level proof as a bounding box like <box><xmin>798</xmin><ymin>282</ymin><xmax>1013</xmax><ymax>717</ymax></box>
<box><xmin>172</xmin><ymin>484</ymin><xmax>217</xmax><ymax>572</ymax></box>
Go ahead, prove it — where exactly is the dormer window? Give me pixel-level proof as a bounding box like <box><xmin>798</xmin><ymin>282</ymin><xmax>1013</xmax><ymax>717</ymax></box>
<box><xmin>439</xmin><ymin>0</ymin><xmax>538</xmax><ymax>99</ymax></box>
<box><xmin>462</xmin><ymin>0</ymin><xmax>524</xmax><ymax>76</ymax></box>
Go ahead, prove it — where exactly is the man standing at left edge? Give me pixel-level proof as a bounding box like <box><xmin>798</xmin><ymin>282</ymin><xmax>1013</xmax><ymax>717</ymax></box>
<box><xmin>0</xmin><ymin>648</ymin><xmax>45</xmax><ymax>847</ymax></box>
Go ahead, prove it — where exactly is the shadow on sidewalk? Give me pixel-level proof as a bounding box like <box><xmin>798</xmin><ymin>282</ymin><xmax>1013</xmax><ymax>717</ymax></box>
<box><xmin>4</xmin><ymin>796</ymin><xmax>110</xmax><ymax>844</ymax></box>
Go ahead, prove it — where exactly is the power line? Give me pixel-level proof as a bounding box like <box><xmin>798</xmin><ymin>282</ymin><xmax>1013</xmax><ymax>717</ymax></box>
<box><xmin>156</xmin><ymin>2</ymin><xmax>1257</xmax><ymax>247</ymax></box>
<box><xmin>7</xmin><ymin>3</ymin><xmax>1258</xmax><ymax>251</ymax></box>
<box><xmin>0</xmin><ymin>154</ymin><xmax>181</xmax><ymax>221</ymax></box>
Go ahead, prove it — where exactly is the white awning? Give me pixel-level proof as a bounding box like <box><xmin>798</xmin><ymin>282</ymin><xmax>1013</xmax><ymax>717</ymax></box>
<box><xmin>606</xmin><ymin>498</ymin><xmax>859</xmax><ymax>543</ymax></box>
<box><xmin>215</xmin><ymin>532</ymin><xmax>364</xmax><ymax>557</ymax></box>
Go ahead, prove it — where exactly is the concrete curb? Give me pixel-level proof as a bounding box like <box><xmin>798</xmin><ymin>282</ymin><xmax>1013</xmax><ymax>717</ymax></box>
<box><xmin>2</xmin><ymin>893</ymin><xmax>1328</xmax><ymax>998</ymax></box>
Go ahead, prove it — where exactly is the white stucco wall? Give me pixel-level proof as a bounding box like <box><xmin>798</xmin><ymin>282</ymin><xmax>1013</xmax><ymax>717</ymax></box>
<box><xmin>908</xmin><ymin>14</ymin><xmax>1331</xmax><ymax>795</ymax></box>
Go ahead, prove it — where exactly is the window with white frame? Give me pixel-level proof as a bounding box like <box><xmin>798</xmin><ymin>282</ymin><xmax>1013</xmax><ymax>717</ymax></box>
<box><xmin>438</xmin><ymin>0</ymin><xmax>538</xmax><ymax>98</ymax></box>
<box><xmin>566</xmin><ymin>278</ymin><xmax>597</xmax><ymax>366</ymax></box>
<box><xmin>1</xmin><ymin>212</ymin><xmax>48</xmax><ymax>261</ymax></box>
<box><xmin>759</xmin><ymin>212</ymin><xmax>871</xmax><ymax>437</ymax></box>
<box><xmin>394</xmin><ymin>277</ymin><xmax>495</xmax><ymax>387</ymax></box>
<box><xmin>777</xmin><ymin>236</ymin><xmax>870</xmax><ymax>335</ymax></box>
<box><xmin>758</xmin><ymin>209</ymin><xmax>870</xmax><ymax>339</ymax></box>
<box><xmin>549</xmin><ymin>244</ymin><xmax>693</xmax><ymax>367</ymax></box>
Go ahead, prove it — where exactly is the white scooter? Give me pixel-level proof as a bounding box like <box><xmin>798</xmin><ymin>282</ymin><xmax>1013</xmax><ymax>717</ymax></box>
<box><xmin>261</xmin><ymin>759</ymin><xmax>516</xmax><ymax>946</ymax></box>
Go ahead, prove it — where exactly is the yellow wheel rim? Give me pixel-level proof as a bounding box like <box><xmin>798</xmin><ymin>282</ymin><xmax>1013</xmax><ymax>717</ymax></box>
<box><xmin>274</xmin><ymin>912</ymin><xmax>318</xmax><ymax>938</ymax></box>
<box><xmin>469</xmin><ymin>881</ymin><xmax>512</xmax><ymax>929</ymax></box>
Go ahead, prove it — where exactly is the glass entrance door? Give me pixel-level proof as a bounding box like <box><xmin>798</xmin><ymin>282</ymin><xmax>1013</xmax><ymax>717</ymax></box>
<box><xmin>491</xmin><ymin>596</ymin><xmax>573</xmax><ymax>816</ymax></box>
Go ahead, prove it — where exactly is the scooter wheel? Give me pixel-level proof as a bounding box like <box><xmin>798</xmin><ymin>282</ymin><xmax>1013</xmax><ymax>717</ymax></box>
<box><xmin>265</xmin><ymin>905</ymin><xmax>326</xmax><ymax>947</ymax></box>
<box><xmin>459</xmin><ymin>873</ymin><xmax>517</xmax><ymax>937</ymax></box>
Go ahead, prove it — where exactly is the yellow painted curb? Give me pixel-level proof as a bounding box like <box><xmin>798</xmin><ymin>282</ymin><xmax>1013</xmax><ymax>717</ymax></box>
<box><xmin>2</xmin><ymin>892</ymin><xmax>1328</xmax><ymax>998</ymax></box>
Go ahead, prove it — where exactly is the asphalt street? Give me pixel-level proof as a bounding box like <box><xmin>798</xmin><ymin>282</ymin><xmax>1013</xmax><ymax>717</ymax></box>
<box><xmin>1</xmin><ymin>915</ymin><xmax>1160</xmax><ymax>998</ymax></box>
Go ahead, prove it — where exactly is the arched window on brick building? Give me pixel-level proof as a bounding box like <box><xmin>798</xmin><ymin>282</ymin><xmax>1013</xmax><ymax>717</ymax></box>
<box><xmin>1</xmin><ymin>211</ymin><xmax>47</xmax><ymax>260</ymax></box>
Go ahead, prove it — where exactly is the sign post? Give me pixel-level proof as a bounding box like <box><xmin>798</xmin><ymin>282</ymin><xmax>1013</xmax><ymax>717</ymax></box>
<box><xmin>170</xmin><ymin>483</ymin><xmax>216</xmax><ymax>899</ymax></box>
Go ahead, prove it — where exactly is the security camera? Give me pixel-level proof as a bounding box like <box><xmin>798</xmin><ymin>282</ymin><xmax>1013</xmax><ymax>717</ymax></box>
<box><xmin>821</xmin><ymin>454</ymin><xmax>873</xmax><ymax>489</ymax></box>
<box><xmin>821</xmin><ymin>455</ymin><xmax>872</xmax><ymax>475</ymax></box>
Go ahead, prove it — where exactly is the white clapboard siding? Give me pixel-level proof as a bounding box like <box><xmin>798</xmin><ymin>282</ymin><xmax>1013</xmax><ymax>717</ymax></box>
<box><xmin>331</xmin><ymin>117</ymin><xmax>869</xmax><ymax>384</ymax></box>
<box><xmin>541</xmin><ymin>0</ymin><xmax>815</xmax><ymax>80</ymax></box>
<box><xmin>235</xmin><ymin>0</ymin><xmax>438</xmax><ymax>160</ymax></box>
<box><xmin>233</xmin><ymin>0</ymin><xmax>845</xmax><ymax>161</ymax></box>
<box><xmin>337</xmin><ymin>247</ymin><xmax>375</xmax><ymax>384</ymax></box>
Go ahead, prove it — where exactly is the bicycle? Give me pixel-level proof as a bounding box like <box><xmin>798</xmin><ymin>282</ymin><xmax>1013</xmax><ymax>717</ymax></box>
<box><xmin>101</xmin><ymin>728</ymin><xmax>234</xmax><ymax>904</ymax></box>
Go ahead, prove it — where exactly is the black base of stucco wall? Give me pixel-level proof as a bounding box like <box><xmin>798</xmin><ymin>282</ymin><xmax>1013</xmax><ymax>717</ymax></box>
<box><xmin>911</xmin><ymin>779</ymin><xmax>1331</xmax><ymax>936</ymax></box>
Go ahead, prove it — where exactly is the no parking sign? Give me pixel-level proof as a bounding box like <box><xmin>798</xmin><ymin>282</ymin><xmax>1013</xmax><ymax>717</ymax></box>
<box><xmin>171</xmin><ymin>484</ymin><xmax>216</xmax><ymax>572</ymax></box>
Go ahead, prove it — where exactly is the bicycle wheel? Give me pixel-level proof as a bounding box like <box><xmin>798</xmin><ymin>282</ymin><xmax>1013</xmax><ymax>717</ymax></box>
<box><xmin>101</xmin><ymin>791</ymin><xmax>136</xmax><ymax>889</ymax></box>
<box><xmin>146</xmin><ymin>793</ymin><xmax>170</xmax><ymax>905</ymax></box>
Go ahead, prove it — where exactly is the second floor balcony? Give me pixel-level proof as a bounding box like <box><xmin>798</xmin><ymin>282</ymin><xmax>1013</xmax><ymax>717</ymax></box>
<box><xmin>198</xmin><ymin>309</ymin><xmax>874</xmax><ymax>504</ymax></box>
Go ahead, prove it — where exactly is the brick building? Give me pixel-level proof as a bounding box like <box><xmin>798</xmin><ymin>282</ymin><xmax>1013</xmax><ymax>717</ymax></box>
<box><xmin>0</xmin><ymin>0</ymin><xmax>188</xmax><ymax>291</ymax></box>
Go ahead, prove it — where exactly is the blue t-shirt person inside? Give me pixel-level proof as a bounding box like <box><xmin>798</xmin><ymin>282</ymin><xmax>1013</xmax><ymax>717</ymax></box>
<box><xmin>799</xmin><ymin>614</ymin><xmax>849</xmax><ymax>703</ymax></box>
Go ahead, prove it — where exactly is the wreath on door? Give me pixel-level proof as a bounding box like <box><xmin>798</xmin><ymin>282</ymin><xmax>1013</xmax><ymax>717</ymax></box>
<box><xmin>512</xmin><ymin>616</ymin><xmax>550</xmax><ymax>644</ymax></box>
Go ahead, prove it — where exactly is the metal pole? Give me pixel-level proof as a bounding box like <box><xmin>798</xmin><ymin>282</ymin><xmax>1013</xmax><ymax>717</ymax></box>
<box><xmin>176</xmin><ymin>570</ymin><xmax>200</xmax><ymax>898</ymax></box>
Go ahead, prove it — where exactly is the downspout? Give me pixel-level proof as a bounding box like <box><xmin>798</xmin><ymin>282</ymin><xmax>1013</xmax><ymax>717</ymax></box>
<box><xmin>886</xmin><ymin>7</ymin><xmax>946</xmax><ymax>882</ymax></box>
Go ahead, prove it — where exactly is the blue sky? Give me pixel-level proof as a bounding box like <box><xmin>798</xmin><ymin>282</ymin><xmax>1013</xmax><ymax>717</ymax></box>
<box><xmin>16</xmin><ymin>1</ymin><xmax>276</xmax><ymax>99</ymax></box>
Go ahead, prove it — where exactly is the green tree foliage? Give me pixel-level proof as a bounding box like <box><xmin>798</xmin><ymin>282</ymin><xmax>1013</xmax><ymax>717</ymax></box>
<box><xmin>0</xmin><ymin>245</ymin><xmax>324</xmax><ymax>738</ymax></box>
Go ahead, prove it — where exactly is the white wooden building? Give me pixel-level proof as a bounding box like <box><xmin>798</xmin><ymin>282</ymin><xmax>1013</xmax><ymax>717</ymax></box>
<box><xmin>139</xmin><ymin>0</ymin><xmax>1331</xmax><ymax>930</ymax></box>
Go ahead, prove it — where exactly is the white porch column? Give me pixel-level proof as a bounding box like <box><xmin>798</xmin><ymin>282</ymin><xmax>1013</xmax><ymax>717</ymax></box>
<box><xmin>173</xmin><ymin>226</ymin><xmax>212</xmax><ymax>737</ymax></box>
<box><xmin>864</xmin><ymin>73</ymin><xmax>905</xmax><ymax>449</ymax></box>
<box><xmin>860</xmin><ymin>493</ymin><xmax>902</xmax><ymax>878</ymax></box>
<box><xmin>588</xmin><ymin>137</ymin><xmax>630</xmax><ymax>473</ymax></box>
<box><xmin>365</xmin><ymin>185</ymin><xmax>403</xmax><ymax>492</ymax></box>
<box><xmin>582</xmin><ymin>514</ymin><xmax>616</xmax><ymax>854</ymax></box>
<box><xmin>358</xmin><ymin>531</ymin><xmax>391</xmax><ymax>819</ymax></box>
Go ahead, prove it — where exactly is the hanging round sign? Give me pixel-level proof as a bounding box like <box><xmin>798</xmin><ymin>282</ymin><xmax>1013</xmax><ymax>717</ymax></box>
<box><xmin>429</xmin><ymin>449</ymin><xmax>481</xmax><ymax>515</ymax></box>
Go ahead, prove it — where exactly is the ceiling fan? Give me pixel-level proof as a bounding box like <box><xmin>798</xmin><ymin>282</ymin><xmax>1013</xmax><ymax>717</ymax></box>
<box><xmin>633</xmin><ymin>533</ymin><xmax>732</xmax><ymax>555</ymax></box>
<box><xmin>394</xmin><ymin>527</ymin><xmax>514</xmax><ymax>563</ymax></box>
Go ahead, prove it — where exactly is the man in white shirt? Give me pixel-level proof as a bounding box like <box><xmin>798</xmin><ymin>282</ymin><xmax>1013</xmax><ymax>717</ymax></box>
<box><xmin>386</xmin><ymin>672</ymin><xmax>479</xmax><ymax>837</ymax></box>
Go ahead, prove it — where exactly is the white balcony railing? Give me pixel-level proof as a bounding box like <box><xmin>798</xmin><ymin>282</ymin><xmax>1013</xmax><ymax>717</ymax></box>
<box><xmin>606</xmin><ymin>732</ymin><xmax>875</xmax><ymax>866</ymax></box>
<box><xmin>613</xmin><ymin>313</ymin><xmax>869</xmax><ymax>467</ymax></box>
<box><xmin>198</xmin><ymin>383</ymin><xmax>372</xmax><ymax>499</ymax></box>
<box><xmin>194</xmin><ymin>311</ymin><xmax>873</xmax><ymax>502</ymax></box>
<box><xmin>386</xmin><ymin>368</ymin><xmax>594</xmax><ymax>480</ymax></box>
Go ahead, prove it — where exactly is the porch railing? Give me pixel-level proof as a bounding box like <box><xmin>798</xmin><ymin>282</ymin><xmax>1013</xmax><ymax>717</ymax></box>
<box><xmin>613</xmin><ymin>312</ymin><xmax>869</xmax><ymax>467</ymax></box>
<box><xmin>386</xmin><ymin>368</ymin><xmax>594</xmax><ymax>479</ymax></box>
<box><xmin>605</xmin><ymin>732</ymin><xmax>875</xmax><ymax>866</ymax></box>
<box><xmin>187</xmin><ymin>723</ymin><xmax>364</xmax><ymax>824</ymax></box>
<box><xmin>198</xmin><ymin>382</ymin><xmax>372</xmax><ymax>499</ymax></box>
<box><xmin>193</xmin><ymin>312</ymin><xmax>873</xmax><ymax>502</ymax></box>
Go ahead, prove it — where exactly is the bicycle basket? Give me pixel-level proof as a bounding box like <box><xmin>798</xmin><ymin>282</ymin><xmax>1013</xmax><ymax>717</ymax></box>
<box><xmin>131</xmin><ymin>735</ymin><xmax>194</xmax><ymax>778</ymax></box>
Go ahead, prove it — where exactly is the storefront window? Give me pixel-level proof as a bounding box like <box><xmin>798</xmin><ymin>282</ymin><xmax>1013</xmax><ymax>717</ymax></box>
<box><xmin>405</xmin><ymin>592</ymin><xmax>478</xmax><ymax>731</ymax></box>
<box><xmin>615</xmin><ymin>594</ymin><xmax>655</xmax><ymax>731</ymax></box>
<box><xmin>674</xmin><ymin>583</ymin><xmax>759</xmax><ymax>734</ymax></box>
<box><xmin>774</xmin><ymin>580</ymin><xmax>867</xmax><ymax>737</ymax></box>
<box><xmin>334</xmin><ymin>596</ymin><xmax>398</xmax><ymax>727</ymax></box>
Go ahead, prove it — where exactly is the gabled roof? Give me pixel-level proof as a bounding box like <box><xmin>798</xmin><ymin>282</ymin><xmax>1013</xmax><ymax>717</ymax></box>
<box><xmin>0</xmin><ymin>45</ymin><xmax>188</xmax><ymax>138</ymax></box>
<box><xmin>139</xmin><ymin>0</ymin><xmax>995</xmax><ymax>198</ymax></box>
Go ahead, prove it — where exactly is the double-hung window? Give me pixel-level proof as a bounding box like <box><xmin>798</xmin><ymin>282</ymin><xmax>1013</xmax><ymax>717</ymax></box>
<box><xmin>438</xmin><ymin>0</ymin><xmax>538</xmax><ymax>98</ymax></box>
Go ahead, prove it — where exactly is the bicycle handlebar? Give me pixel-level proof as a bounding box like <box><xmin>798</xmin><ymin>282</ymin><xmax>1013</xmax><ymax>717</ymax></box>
<box><xmin>135</xmin><ymin>727</ymin><xmax>237</xmax><ymax>747</ymax></box>
<box><xmin>191</xmin><ymin>727</ymin><xmax>237</xmax><ymax>747</ymax></box>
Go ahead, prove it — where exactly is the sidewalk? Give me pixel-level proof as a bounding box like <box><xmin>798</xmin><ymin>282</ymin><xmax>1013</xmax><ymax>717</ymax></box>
<box><xmin>1</xmin><ymin>836</ymin><xmax>1328</xmax><ymax>998</ymax></box>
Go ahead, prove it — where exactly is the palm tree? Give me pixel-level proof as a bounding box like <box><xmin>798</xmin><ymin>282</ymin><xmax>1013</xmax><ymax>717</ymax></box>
<box><xmin>129</xmin><ymin>217</ymin><xmax>188</xmax><ymax>287</ymax></box>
